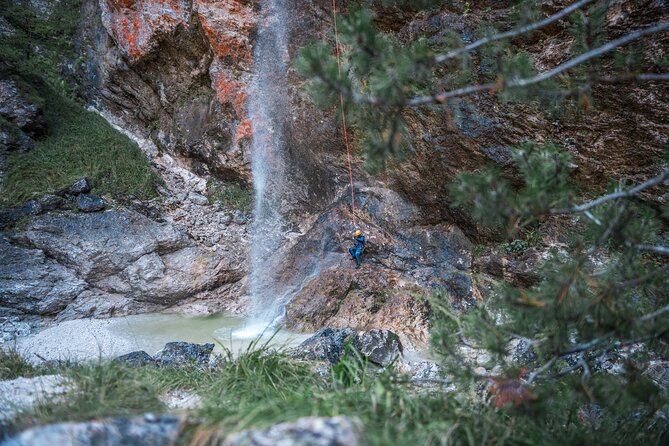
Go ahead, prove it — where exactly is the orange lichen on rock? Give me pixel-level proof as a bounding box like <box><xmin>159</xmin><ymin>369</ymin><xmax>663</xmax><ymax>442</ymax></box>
<box><xmin>234</xmin><ymin>119</ymin><xmax>253</xmax><ymax>143</ymax></box>
<box><xmin>213</xmin><ymin>71</ymin><xmax>247</xmax><ymax>117</ymax></box>
<box><xmin>196</xmin><ymin>0</ymin><xmax>256</xmax><ymax>65</ymax></box>
<box><xmin>100</xmin><ymin>0</ymin><xmax>190</xmax><ymax>60</ymax></box>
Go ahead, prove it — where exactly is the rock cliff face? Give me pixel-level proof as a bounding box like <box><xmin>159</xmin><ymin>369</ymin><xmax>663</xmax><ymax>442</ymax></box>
<box><xmin>2</xmin><ymin>0</ymin><xmax>666</xmax><ymax>343</ymax></box>
<box><xmin>1</xmin><ymin>209</ymin><xmax>245</xmax><ymax>322</ymax></box>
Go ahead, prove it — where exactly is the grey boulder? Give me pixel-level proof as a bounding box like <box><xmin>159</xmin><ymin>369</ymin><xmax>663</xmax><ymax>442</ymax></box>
<box><xmin>353</xmin><ymin>329</ymin><xmax>403</xmax><ymax>367</ymax></box>
<box><xmin>224</xmin><ymin>416</ymin><xmax>364</xmax><ymax>446</ymax></box>
<box><xmin>0</xmin><ymin>236</ymin><xmax>86</xmax><ymax>315</ymax></box>
<box><xmin>0</xmin><ymin>375</ymin><xmax>72</xmax><ymax>423</ymax></box>
<box><xmin>1</xmin><ymin>414</ymin><xmax>181</xmax><ymax>446</ymax></box>
<box><xmin>154</xmin><ymin>342</ymin><xmax>214</xmax><ymax>368</ymax></box>
<box><xmin>10</xmin><ymin>210</ymin><xmax>241</xmax><ymax>308</ymax></box>
<box><xmin>69</xmin><ymin>178</ymin><xmax>92</xmax><ymax>195</ymax></box>
<box><xmin>116</xmin><ymin>351</ymin><xmax>155</xmax><ymax>367</ymax></box>
<box><xmin>295</xmin><ymin>328</ymin><xmax>357</xmax><ymax>365</ymax></box>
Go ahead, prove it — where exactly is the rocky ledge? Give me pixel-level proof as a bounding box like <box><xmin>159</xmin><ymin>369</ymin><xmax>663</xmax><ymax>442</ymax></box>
<box><xmin>0</xmin><ymin>202</ymin><xmax>246</xmax><ymax>340</ymax></box>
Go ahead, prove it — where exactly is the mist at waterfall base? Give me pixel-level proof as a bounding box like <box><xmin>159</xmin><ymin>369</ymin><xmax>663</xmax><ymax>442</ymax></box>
<box><xmin>232</xmin><ymin>0</ymin><xmax>292</xmax><ymax>340</ymax></box>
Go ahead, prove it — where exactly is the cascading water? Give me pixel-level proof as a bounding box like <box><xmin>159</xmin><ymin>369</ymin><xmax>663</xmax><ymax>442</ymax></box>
<box><xmin>235</xmin><ymin>0</ymin><xmax>292</xmax><ymax>338</ymax></box>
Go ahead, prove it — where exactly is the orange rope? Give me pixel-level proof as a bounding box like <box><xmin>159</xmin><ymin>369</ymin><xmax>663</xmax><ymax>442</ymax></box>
<box><xmin>332</xmin><ymin>0</ymin><xmax>356</xmax><ymax>219</ymax></box>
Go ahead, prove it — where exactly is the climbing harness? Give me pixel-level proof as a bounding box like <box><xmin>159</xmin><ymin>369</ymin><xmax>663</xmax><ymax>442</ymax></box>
<box><xmin>332</xmin><ymin>0</ymin><xmax>356</xmax><ymax>219</ymax></box>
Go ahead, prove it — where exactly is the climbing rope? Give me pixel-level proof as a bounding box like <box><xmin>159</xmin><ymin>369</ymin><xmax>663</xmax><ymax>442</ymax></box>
<box><xmin>332</xmin><ymin>0</ymin><xmax>356</xmax><ymax>219</ymax></box>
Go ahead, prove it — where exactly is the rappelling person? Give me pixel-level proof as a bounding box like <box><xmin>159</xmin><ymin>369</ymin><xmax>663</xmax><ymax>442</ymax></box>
<box><xmin>348</xmin><ymin>229</ymin><xmax>365</xmax><ymax>269</ymax></box>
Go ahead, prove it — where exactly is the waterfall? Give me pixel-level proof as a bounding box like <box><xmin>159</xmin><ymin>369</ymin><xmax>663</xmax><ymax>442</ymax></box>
<box><xmin>237</xmin><ymin>0</ymin><xmax>291</xmax><ymax>337</ymax></box>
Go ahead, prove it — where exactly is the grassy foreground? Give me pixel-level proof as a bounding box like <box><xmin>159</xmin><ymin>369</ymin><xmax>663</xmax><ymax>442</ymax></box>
<box><xmin>2</xmin><ymin>343</ymin><xmax>665</xmax><ymax>446</ymax></box>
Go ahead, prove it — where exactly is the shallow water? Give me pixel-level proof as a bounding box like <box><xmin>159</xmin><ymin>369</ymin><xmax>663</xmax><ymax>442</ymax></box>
<box><xmin>16</xmin><ymin>313</ymin><xmax>311</xmax><ymax>363</ymax></box>
<box><xmin>115</xmin><ymin>313</ymin><xmax>311</xmax><ymax>354</ymax></box>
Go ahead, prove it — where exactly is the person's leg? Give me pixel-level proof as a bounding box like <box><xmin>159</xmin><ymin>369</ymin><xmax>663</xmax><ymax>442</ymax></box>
<box><xmin>354</xmin><ymin>249</ymin><xmax>362</xmax><ymax>267</ymax></box>
<box><xmin>349</xmin><ymin>246</ymin><xmax>356</xmax><ymax>259</ymax></box>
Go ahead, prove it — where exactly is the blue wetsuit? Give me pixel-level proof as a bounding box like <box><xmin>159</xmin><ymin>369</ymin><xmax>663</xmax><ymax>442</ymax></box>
<box><xmin>348</xmin><ymin>235</ymin><xmax>365</xmax><ymax>268</ymax></box>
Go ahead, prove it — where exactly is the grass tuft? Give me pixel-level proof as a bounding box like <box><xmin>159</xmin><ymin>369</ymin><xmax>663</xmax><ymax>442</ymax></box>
<box><xmin>0</xmin><ymin>348</ymin><xmax>36</xmax><ymax>380</ymax></box>
<box><xmin>25</xmin><ymin>361</ymin><xmax>164</xmax><ymax>424</ymax></box>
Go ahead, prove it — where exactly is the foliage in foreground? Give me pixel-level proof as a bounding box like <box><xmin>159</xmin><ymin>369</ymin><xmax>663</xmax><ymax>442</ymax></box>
<box><xmin>297</xmin><ymin>0</ymin><xmax>668</xmax><ymax>171</ymax></box>
<box><xmin>431</xmin><ymin>142</ymin><xmax>669</xmax><ymax>443</ymax></box>
<box><xmin>5</xmin><ymin>340</ymin><xmax>667</xmax><ymax>445</ymax></box>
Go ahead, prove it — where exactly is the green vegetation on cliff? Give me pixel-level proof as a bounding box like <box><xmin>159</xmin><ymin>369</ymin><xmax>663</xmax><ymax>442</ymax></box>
<box><xmin>1</xmin><ymin>86</ymin><xmax>160</xmax><ymax>205</ymax></box>
<box><xmin>206</xmin><ymin>179</ymin><xmax>253</xmax><ymax>212</ymax></box>
<box><xmin>0</xmin><ymin>0</ymin><xmax>160</xmax><ymax>206</ymax></box>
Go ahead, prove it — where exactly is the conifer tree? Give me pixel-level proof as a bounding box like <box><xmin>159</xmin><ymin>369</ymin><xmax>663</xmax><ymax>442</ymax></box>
<box><xmin>298</xmin><ymin>0</ymin><xmax>669</xmax><ymax>440</ymax></box>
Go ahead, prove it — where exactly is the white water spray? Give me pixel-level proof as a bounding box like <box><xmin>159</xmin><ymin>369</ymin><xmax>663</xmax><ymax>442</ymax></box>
<box><xmin>236</xmin><ymin>0</ymin><xmax>292</xmax><ymax>338</ymax></box>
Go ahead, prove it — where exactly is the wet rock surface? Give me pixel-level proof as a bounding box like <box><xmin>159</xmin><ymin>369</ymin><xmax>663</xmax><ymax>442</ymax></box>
<box><xmin>2</xmin><ymin>414</ymin><xmax>181</xmax><ymax>446</ymax></box>
<box><xmin>281</xmin><ymin>188</ymin><xmax>477</xmax><ymax>341</ymax></box>
<box><xmin>223</xmin><ymin>416</ymin><xmax>364</xmax><ymax>446</ymax></box>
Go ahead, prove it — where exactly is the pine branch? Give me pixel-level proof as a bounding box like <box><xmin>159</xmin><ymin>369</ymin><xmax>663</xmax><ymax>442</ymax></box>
<box><xmin>407</xmin><ymin>22</ymin><xmax>669</xmax><ymax>106</ymax></box>
<box><xmin>633</xmin><ymin>244</ymin><xmax>669</xmax><ymax>257</ymax></box>
<box><xmin>330</xmin><ymin>22</ymin><xmax>669</xmax><ymax>106</ymax></box>
<box><xmin>639</xmin><ymin>304</ymin><xmax>669</xmax><ymax>322</ymax></box>
<box><xmin>548</xmin><ymin>168</ymin><xmax>669</xmax><ymax>215</ymax></box>
<box><xmin>434</xmin><ymin>0</ymin><xmax>596</xmax><ymax>64</ymax></box>
<box><xmin>537</xmin><ymin>73</ymin><xmax>669</xmax><ymax>98</ymax></box>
